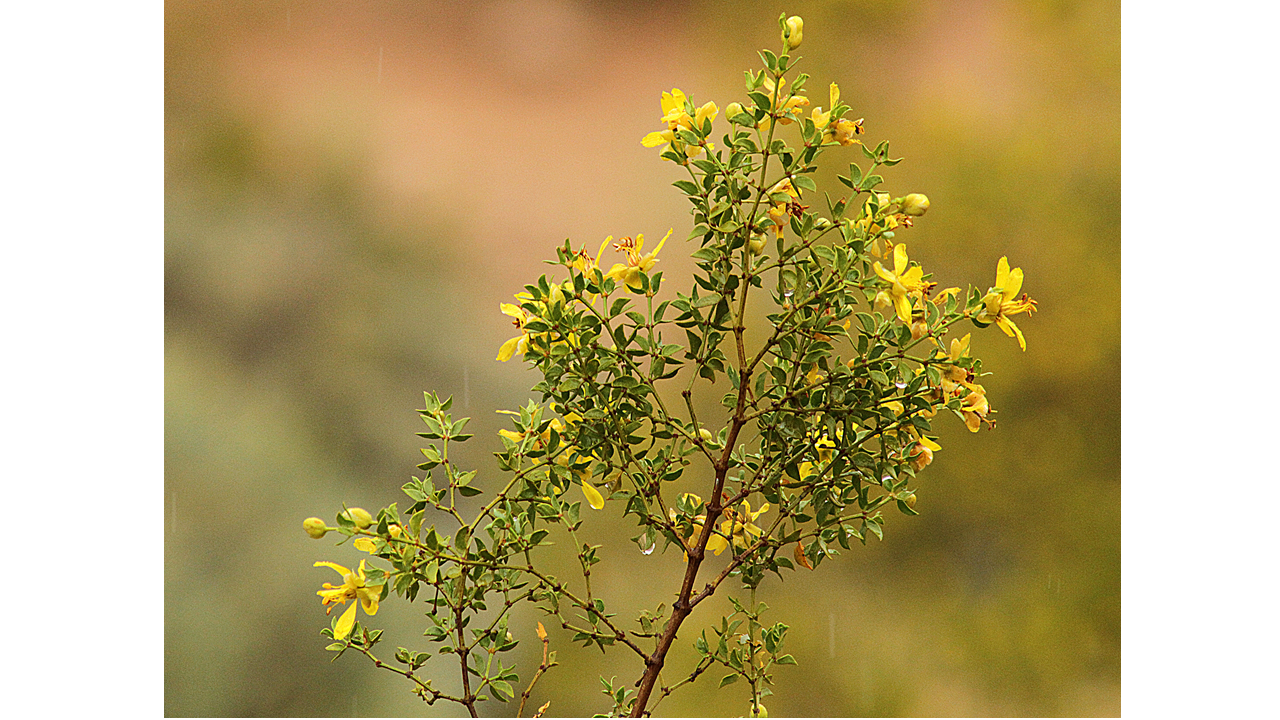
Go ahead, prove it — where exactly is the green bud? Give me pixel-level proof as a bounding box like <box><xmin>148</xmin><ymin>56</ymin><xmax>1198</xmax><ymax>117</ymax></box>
<box><xmin>899</xmin><ymin>193</ymin><xmax>930</xmax><ymax>216</ymax></box>
<box><xmin>905</xmin><ymin>493</ymin><xmax>917</xmax><ymax>509</ymax></box>
<box><xmin>344</xmin><ymin>507</ymin><xmax>374</xmax><ymax>529</ymax></box>
<box><xmin>748</xmin><ymin>234</ymin><xmax>767</xmax><ymax>257</ymax></box>
<box><xmin>303</xmin><ymin>517</ymin><xmax>329</xmax><ymax>539</ymax></box>
<box><xmin>725</xmin><ymin>101</ymin><xmax>747</xmax><ymax>124</ymax></box>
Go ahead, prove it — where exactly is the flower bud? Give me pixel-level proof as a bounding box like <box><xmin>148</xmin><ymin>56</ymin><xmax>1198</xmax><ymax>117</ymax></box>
<box><xmin>699</xmin><ymin>427</ymin><xmax>715</xmax><ymax>443</ymax></box>
<box><xmin>782</xmin><ymin>16</ymin><xmax>803</xmax><ymax>50</ymax></box>
<box><xmin>748</xmin><ymin>233</ymin><xmax>767</xmax><ymax>256</ymax></box>
<box><xmin>303</xmin><ymin>517</ymin><xmax>329</xmax><ymax>539</ymax></box>
<box><xmin>905</xmin><ymin>492</ymin><xmax>918</xmax><ymax>508</ymax></box>
<box><xmin>725</xmin><ymin>101</ymin><xmax>748</xmax><ymax>124</ymax></box>
<box><xmin>910</xmin><ymin>320</ymin><xmax>928</xmax><ymax>340</ymax></box>
<box><xmin>874</xmin><ymin>290</ymin><xmax>893</xmax><ymax>315</ymax></box>
<box><xmin>344</xmin><ymin>507</ymin><xmax>374</xmax><ymax>529</ymax></box>
<box><xmin>899</xmin><ymin>193</ymin><xmax>930</xmax><ymax>216</ymax></box>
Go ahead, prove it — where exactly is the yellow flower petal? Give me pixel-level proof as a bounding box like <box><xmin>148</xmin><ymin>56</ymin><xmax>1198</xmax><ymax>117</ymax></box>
<box><xmin>353</xmin><ymin>537</ymin><xmax>377</xmax><ymax>554</ymax></box>
<box><xmin>707</xmin><ymin>534</ymin><xmax>729</xmax><ymax>556</ymax></box>
<box><xmin>334</xmin><ymin>601</ymin><xmax>359</xmax><ymax>640</ymax></box>
<box><xmin>893</xmin><ymin>243</ymin><xmax>909</xmax><ymax>275</ymax></box>
<box><xmin>893</xmin><ymin>292</ymin><xmax>912</xmax><ymax>324</ymax></box>
<box><xmin>997</xmin><ymin>317</ymin><xmax>1028</xmax><ymax>351</ymax></box>
<box><xmin>661</xmin><ymin>88</ymin><xmax>687</xmax><ymax>115</ymax></box>
<box><xmin>872</xmin><ymin>261</ymin><xmax>895</xmax><ymax>283</ymax></box>
<box><xmin>1004</xmin><ymin>266</ymin><xmax>1024</xmax><ymax>299</ymax></box>
<box><xmin>496</xmin><ymin>336</ymin><xmax>521</xmax><ymax>362</ymax></box>
<box><xmin>582</xmin><ymin>481</ymin><xmax>605</xmax><ymax>510</ymax></box>
<box><xmin>641</xmin><ymin>130</ymin><xmax>670</xmax><ymax>147</ymax></box>
<box><xmin>314</xmin><ymin>561</ymin><xmax>351</xmax><ymax>576</ymax></box>
<box><xmin>995</xmin><ymin>256</ymin><xmax>1010</xmax><ymax>289</ymax></box>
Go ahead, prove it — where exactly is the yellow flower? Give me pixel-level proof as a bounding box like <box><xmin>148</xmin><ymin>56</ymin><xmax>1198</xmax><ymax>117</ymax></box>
<box><xmin>604</xmin><ymin>230</ymin><xmax>672</xmax><ymax>293</ymax></box>
<box><xmin>959</xmin><ymin>383</ymin><xmax>991</xmax><ymax>432</ymax></box>
<box><xmin>496</xmin><ymin>292</ymin><xmax>537</xmax><ymax>362</ymax></box>
<box><xmin>873</xmin><ymin>243</ymin><xmax>933</xmax><ymax>324</ymax></box>
<box><xmin>851</xmin><ymin>193</ymin><xmax>899</xmax><ymax>257</ymax></box>
<box><xmin>496</xmin><ymin>289</ymin><xmax>581</xmax><ymax>362</ymax></box>
<box><xmin>766</xmin><ymin>178</ymin><xmax>801</xmax><ymax>238</ymax></box>
<box><xmin>566</xmin><ymin>236</ymin><xmax>611</xmax><ymax>277</ymax></box>
<box><xmin>782</xmin><ymin>16</ymin><xmax>803</xmax><ymax>50</ymax></box>
<box><xmin>670</xmin><ymin>493</ymin><xmax>724</xmax><ymax>558</ymax></box>
<box><xmin>809</xmin><ymin>84</ymin><xmax>864</xmax><ymax>147</ymax></box>
<box><xmin>974</xmin><ymin>257</ymin><xmax>1038</xmax><ymax>351</ymax></box>
<box><xmin>757</xmin><ymin>77</ymin><xmax>809</xmax><ymax>129</ymax></box>
<box><xmin>640</xmin><ymin>89</ymin><xmax>718</xmax><ymax>160</ymax></box>
<box><xmin>899</xmin><ymin>193</ymin><xmax>930</xmax><ymax>216</ymax></box>
<box><xmin>906</xmin><ymin>428</ymin><xmax>942</xmax><ymax>471</ymax></box>
<box><xmin>545</xmin><ymin>413</ymin><xmax>606</xmax><ymax>507</ymax></box>
<box><xmin>799</xmin><ymin>431</ymin><xmax>837</xmax><ymax>480</ymax></box>
<box><xmin>931</xmin><ymin>333</ymin><xmax>991</xmax><ymax>432</ymax></box>
<box><xmin>719</xmin><ymin>500</ymin><xmax>770</xmax><ymax>550</ymax></box>
<box><xmin>314</xmin><ymin>559</ymin><xmax>383</xmax><ymax>640</ymax></box>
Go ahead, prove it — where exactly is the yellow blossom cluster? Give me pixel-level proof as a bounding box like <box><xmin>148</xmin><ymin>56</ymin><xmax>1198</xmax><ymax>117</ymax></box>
<box><xmin>496</xmin><ymin>289</ymin><xmax>579</xmax><ymax>362</ymax></box>
<box><xmin>499</xmin><ymin>410</ymin><xmax>608</xmax><ymax>509</ymax></box>
<box><xmin>851</xmin><ymin>192</ymin><xmax>921</xmax><ymax>258</ymax></box>
<box><xmin>757</xmin><ymin>76</ymin><xmax>810</xmax><ymax>129</ymax></box>
<box><xmin>640</xmin><ymin>89</ymin><xmax>718</xmax><ymax>161</ymax></box>
<box><xmin>670</xmin><ymin>493</ymin><xmax>770</xmax><ymax>558</ymax></box>
<box><xmin>930</xmin><ymin>333</ymin><xmax>992</xmax><ymax>433</ymax></box>
<box><xmin>810</xmin><ymin>83</ymin><xmax>864</xmax><ymax>147</ymax></box>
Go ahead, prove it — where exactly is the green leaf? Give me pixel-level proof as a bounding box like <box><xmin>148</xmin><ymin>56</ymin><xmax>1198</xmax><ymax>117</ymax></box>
<box><xmin>720</xmin><ymin>673</ymin><xmax>740</xmax><ymax>687</ymax></box>
<box><xmin>692</xmin><ymin>292</ymin><xmax>722</xmax><ymax>308</ymax></box>
<box><xmin>490</xmin><ymin>680</ymin><xmax>515</xmax><ymax>701</ymax></box>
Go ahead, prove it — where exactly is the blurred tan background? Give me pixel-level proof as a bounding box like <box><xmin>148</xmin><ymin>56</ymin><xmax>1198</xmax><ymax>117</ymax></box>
<box><xmin>165</xmin><ymin>0</ymin><xmax>1119</xmax><ymax>715</ymax></box>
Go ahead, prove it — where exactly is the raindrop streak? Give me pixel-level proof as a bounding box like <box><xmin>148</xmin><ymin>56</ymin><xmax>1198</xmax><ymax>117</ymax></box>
<box><xmin>171</xmin><ymin>493</ymin><xmax>177</xmax><ymax>535</ymax></box>
<box><xmin>377</xmin><ymin>47</ymin><xmax>383</xmax><ymax>83</ymax></box>
<box><xmin>828</xmin><ymin>612</ymin><xmax>835</xmax><ymax>659</ymax></box>
<box><xmin>464</xmin><ymin>366</ymin><xmax>470</xmax><ymax>410</ymax></box>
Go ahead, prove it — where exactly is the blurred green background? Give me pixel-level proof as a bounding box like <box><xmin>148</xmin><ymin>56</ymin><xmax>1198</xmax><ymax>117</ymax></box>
<box><xmin>165</xmin><ymin>0</ymin><xmax>1118</xmax><ymax>715</ymax></box>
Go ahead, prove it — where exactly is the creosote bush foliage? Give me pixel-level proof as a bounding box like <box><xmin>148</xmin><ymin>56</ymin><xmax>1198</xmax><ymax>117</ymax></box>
<box><xmin>303</xmin><ymin>15</ymin><xmax>1037</xmax><ymax>718</ymax></box>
